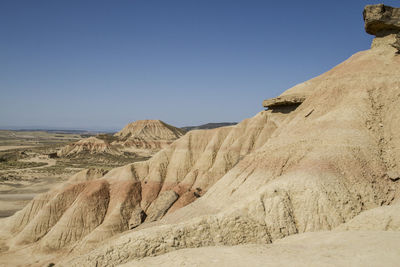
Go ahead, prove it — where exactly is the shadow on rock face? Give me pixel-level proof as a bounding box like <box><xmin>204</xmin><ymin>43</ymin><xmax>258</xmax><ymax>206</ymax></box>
<box><xmin>270</xmin><ymin>104</ymin><xmax>301</xmax><ymax>114</ymax></box>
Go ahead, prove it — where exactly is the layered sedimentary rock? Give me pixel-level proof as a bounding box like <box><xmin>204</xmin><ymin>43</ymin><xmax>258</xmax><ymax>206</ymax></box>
<box><xmin>1</xmin><ymin>4</ymin><xmax>400</xmax><ymax>266</ymax></box>
<box><xmin>262</xmin><ymin>94</ymin><xmax>306</xmax><ymax>109</ymax></box>
<box><xmin>364</xmin><ymin>4</ymin><xmax>400</xmax><ymax>35</ymax></box>
<box><xmin>364</xmin><ymin>4</ymin><xmax>400</xmax><ymax>51</ymax></box>
<box><xmin>0</xmin><ymin>110</ymin><xmax>278</xmax><ymax>258</ymax></box>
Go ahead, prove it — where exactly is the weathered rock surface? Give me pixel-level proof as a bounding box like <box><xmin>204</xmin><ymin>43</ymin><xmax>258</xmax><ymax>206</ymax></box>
<box><xmin>128</xmin><ymin>206</ymin><xmax>146</xmax><ymax>229</ymax></box>
<box><xmin>0</xmin><ymin>108</ymin><xmax>278</xmax><ymax>257</ymax></box>
<box><xmin>144</xmin><ymin>190</ymin><xmax>178</xmax><ymax>222</ymax></box>
<box><xmin>122</xmin><ymin>231</ymin><xmax>400</xmax><ymax>267</ymax></box>
<box><xmin>262</xmin><ymin>94</ymin><xmax>306</xmax><ymax>109</ymax></box>
<box><xmin>338</xmin><ymin>202</ymin><xmax>400</xmax><ymax>231</ymax></box>
<box><xmin>364</xmin><ymin>4</ymin><xmax>400</xmax><ymax>36</ymax></box>
<box><xmin>364</xmin><ymin>4</ymin><xmax>400</xmax><ymax>51</ymax></box>
<box><xmin>60</xmin><ymin>32</ymin><xmax>400</xmax><ymax>266</ymax></box>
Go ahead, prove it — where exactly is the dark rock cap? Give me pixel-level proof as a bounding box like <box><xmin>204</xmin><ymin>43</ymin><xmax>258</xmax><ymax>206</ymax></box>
<box><xmin>364</xmin><ymin>4</ymin><xmax>400</xmax><ymax>36</ymax></box>
<box><xmin>263</xmin><ymin>94</ymin><xmax>306</xmax><ymax>109</ymax></box>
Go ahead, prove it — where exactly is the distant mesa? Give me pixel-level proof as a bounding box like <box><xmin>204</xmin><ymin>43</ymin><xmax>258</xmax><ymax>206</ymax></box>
<box><xmin>58</xmin><ymin>120</ymin><xmax>185</xmax><ymax>157</ymax></box>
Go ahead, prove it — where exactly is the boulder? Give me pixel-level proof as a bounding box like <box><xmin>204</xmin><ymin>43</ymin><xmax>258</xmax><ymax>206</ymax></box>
<box><xmin>364</xmin><ymin>4</ymin><xmax>400</xmax><ymax>36</ymax></box>
<box><xmin>129</xmin><ymin>206</ymin><xmax>147</xmax><ymax>229</ymax></box>
<box><xmin>388</xmin><ymin>171</ymin><xmax>400</xmax><ymax>182</ymax></box>
<box><xmin>145</xmin><ymin>190</ymin><xmax>179</xmax><ymax>222</ymax></box>
<box><xmin>262</xmin><ymin>94</ymin><xmax>306</xmax><ymax>109</ymax></box>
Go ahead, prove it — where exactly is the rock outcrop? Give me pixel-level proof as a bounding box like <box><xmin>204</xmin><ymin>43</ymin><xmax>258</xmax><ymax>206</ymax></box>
<box><xmin>364</xmin><ymin>4</ymin><xmax>400</xmax><ymax>51</ymax></box>
<box><xmin>262</xmin><ymin>94</ymin><xmax>306</xmax><ymax>109</ymax></box>
<box><xmin>364</xmin><ymin>4</ymin><xmax>400</xmax><ymax>35</ymax></box>
<box><xmin>144</xmin><ymin>190</ymin><xmax>179</xmax><ymax>222</ymax></box>
<box><xmin>1</xmin><ymin>4</ymin><xmax>400</xmax><ymax>266</ymax></box>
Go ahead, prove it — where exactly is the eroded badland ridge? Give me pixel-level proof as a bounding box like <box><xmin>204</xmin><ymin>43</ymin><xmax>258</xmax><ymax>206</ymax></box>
<box><xmin>58</xmin><ymin>119</ymin><xmax>185</xmax><ymax>158</ymax></box>
<box><xmin>1</xmin><ymin>4</ymin><xmax>400</xmax><ymax>266</ymax></box>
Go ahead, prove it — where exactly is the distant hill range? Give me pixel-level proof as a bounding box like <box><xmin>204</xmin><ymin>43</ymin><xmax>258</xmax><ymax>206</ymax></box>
<box><xmin>181</xmin><ymin>122</ymin><xmax>237</xmax><ymax>132</ymax></box>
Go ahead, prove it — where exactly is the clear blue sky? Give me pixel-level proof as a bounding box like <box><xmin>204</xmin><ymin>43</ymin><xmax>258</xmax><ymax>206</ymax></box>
<box><xmin>1</xmin><ymin>0</ymin><xmax>398</xmax><ymax>131</ymax></box>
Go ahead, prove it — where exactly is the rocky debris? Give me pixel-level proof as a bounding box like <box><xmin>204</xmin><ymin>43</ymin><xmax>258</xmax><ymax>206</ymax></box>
<box><xmin>338</xmin><ymin>202</ymin><xmax>400</xmax><ymax>231</ymax></box>
<box><xmin>364</xmin><ymin>4</ymin><xmax>400</xmax><ymax>51</ymax></box>
<box><xmin>129</xmin><ymin>206</ymin><xmax>147</xmax><ymax>229</ymax></box>
<box><xmin>388</xmin><ymin>171</ymin><xmax>400</xmax><ymax>182</ymax></box>
<box><xmin>120</xmin><ymin>231</ymin><xmax>400</xmax><ymax>267</ymax></box>
<box><xmin>262</xmin><ymin>94</ymin><xmax>306</xmax><ymax>109</ymax></box>
<box><xmin>145</xmin><ymin>190</ymin><xmax>179</xmax><ymax>222</ymax></box>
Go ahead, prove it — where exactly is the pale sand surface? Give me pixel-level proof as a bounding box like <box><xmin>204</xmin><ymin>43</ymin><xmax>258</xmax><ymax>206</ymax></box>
<box><xmin>122</xmin><ymin>231</ymin><xmax>400</xmax><ymax>267</ymax></box>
